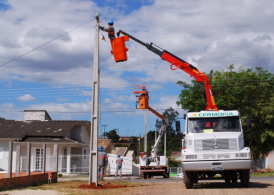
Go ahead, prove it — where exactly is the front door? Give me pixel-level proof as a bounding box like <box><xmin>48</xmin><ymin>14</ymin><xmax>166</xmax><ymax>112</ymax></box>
<box><xmin>35</xmin><ymin>148</ymin><xmax>43</xmax><ymax>171</ymax></box>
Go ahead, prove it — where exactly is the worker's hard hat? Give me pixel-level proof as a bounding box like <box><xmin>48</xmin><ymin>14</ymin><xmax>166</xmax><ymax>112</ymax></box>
<box><xmin>117</xmin><ymin>154</ymin><xmax>121</xmax><ymax>157</ymax></box>
<box><xmin>98</xmin><ymin>146</ymin><xmax>104</xmax><ymax>151</ymax></box>
<box><xmin>108</xmin><ymin>20</ymin><xmax>114</xmax><ymax>25</ymax></box>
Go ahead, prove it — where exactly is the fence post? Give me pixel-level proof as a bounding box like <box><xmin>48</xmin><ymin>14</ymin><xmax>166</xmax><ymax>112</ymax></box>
<box><xmin>15</xmin><ymin>145</ymin><xmax>21</xmax><ymax>176</ymax></box>
<box><xmin>54</xmin><ymin>144</ymin><xmax>59</xmax><ymax>173</ymax></box>
<box><xmin>27</xmin><ymin>143</ymin><xmax>31</xmax><ymax>182</ymax></box>
<box><xmin>8</xmin><ymin>141</ymin><xmax>13</xmax><ymax>186</ymax></box>
<box><xmin>43</xmin><ymin>144</ymin><xmax>46</xmax><ymax>182</ymax></box>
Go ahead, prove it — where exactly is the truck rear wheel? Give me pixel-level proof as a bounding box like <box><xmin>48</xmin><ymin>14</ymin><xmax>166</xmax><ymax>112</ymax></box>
<box><xmin>240</xmin><ymin>170</ymin><xmax>250</xmax><ymax>187</ymax></box>
<box><xmin>184</xmin><ymin>171</ymin><xmax>193</xmax><ymax>189</ymax></box>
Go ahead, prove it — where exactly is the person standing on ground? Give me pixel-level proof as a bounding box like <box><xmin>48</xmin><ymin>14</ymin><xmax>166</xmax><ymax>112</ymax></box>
<box><xmin>98</xmin><ymin>146</ymin><xmax>108</xmax><ymax>181</ymax></box>
<box><xmin>115</xmin><ymin>153</ymin><xmax>123</xmax><ymax>178</ymax></box>
<box><xmin>99</xmin><ymin>20</ymin><xmax>115</xmax><ymax>39</ymax></box>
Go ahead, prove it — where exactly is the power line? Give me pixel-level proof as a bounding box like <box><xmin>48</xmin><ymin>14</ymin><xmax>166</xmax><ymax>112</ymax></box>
<box><xmin>0</xmin><ymin>18</ymin><xmax>96</xmax><ymax>68</ymax></box>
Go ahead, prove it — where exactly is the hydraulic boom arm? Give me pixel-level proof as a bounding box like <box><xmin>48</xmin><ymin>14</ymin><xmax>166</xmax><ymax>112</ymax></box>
<box><xmin>117</xmin><ymin>30</ymin><xmax>218</xmax><ymax>111</ymax></box>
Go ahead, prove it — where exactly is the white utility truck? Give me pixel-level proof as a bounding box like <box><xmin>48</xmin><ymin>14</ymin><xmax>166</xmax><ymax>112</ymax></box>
<box><xmin>109</xmin><ymin>30</ymin><xmax>252</xmax><ymax>187</ymax></box>
<box><xmin>182</xmin><ymin>110</ymin><xmax>252</xmax><ymax>188</ymax></box>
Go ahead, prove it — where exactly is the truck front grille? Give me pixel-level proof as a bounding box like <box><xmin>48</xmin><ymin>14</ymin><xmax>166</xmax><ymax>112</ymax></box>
<box><xmin>194</xmin><ymin>138</ymin><xmax>237</xmax><ymax>151</ymax></box>
<box><xmin>201</xmin><ymin>153</ymin><xmax>232</xmax><ymax>160</ymax></box>
<box><xmin>203</xmin><ymin>154</ymin><xmax>216</xmax><ymax>159</ymax></box>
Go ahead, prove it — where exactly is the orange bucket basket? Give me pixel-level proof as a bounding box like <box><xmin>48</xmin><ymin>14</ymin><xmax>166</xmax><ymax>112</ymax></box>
<box><xmin>111</xmin><ymin>35</ymin><xmax>129</xmax><ymax>62</ymax></box>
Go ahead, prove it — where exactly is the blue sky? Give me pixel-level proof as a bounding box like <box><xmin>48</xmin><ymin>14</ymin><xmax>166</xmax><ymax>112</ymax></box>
<box><xmin>0</xmin><ymin>0</ymin><xmax>274</xmax><ymax>137</ymax></box>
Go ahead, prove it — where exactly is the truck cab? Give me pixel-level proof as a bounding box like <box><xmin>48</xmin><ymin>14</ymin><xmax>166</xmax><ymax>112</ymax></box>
<box><xmin>182</xmin><ymin>110</ymin><xmax>252</xmax><ymax>188</ymax></box>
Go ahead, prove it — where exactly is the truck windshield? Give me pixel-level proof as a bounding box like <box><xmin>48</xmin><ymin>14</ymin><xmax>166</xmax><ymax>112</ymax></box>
<box><xmin>187</xmin><ymin>116</ymin><xmax>241</xmax><ymax>133</ymax></box>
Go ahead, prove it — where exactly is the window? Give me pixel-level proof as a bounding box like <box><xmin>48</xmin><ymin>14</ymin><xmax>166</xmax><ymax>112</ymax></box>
<box><xmin>188</xmin><ymin>116</ymin><xmax>241</xmax><ymax>133</ymax></box>
<box><xmin>35</xmin><ymin>148</ymin><xmax>43</xmax><ymax>170</ymax></box>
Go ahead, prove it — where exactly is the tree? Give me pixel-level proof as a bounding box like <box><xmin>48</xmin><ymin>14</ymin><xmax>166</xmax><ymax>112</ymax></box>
<box><xmin>103</xmin><ymin>129</ymin><xmax>120</xmax><ymax>143</ymax></box>
<box><xmin>176</xmin><ymin>65</ymin><xmax>274</xmax><ymax>159</ymax></box>
<box><xmin>147</xmin><ymin>107</ymin><xmax>184</xmax><ymax>157</ymax></box>
<box><xmin>155</xmin><ymin>107</ymin><xmax>179</xmax><ymax>136</ymax></box>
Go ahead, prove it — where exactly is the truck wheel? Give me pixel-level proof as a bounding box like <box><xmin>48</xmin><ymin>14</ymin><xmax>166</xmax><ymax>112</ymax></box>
<box><xmin>163</xmin><ymin>171</ymin><xmax>170</xmax><ymax>178</ymax></box>
<box><xmin>184</xmin><ymin>171</ymin><xmax>193</xmax><ymax>189</ymax></box>
<box><xmin>240</xmin><ymin>170</ymin><xmax>250</xmax><ymax>187</ymax></box>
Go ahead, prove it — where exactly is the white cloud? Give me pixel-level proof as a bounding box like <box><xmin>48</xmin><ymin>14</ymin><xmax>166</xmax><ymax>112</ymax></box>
<box><xmin>57</xmin><ymin>98</ymin><xmax>69</xmax><ymax>101</ymax></box>
<box><xmin>16</xmin><ymin>94</ymin><xmax>35</xmax><ymax>102</ymax></box>
<box><xmin>0</xmin><ymin>103</ymin><xmax>22</xmax><ymax>120</ymax></box>
<box><xmin>80</xmin><ymin>91</ymin><xmax>93</xmax><ymax>96</ymax></box>
<box><xmin>1</xmin><ymin>0</ymin><xmax>274</xmax><ymax>89</ymax></box>
<box><xmin>0</xmin><ymin>0</ymin><xmax>274</xmax><ymax>127</ymax></box>
<box><xmin>27</xmin><ymin>101</ymin><xmax>91</xmax><ymax>112</ymax></box>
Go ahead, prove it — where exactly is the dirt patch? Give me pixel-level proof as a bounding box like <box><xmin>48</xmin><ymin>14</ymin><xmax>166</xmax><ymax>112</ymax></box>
<box><xmin>79</xmin><ymin>182</ymin><xmax>129</xmax><ymax>189</ymax></box>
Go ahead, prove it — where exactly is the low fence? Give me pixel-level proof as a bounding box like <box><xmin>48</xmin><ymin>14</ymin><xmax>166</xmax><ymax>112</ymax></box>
<box><xmin>18</xmin><ymin>154</ymin><xmax>184</xmax><ymax>176</ymax></box>
<box><xmin>169</xmin><ymin>167</ymin><xmax>183</xmax><ymax>174</ymax></box>
<box><xmin>106</xmin><ymin>154</ymin><xmax>132</xmax><ymax>176</ymax></box>
<box><xmin>0</xmin><ymin>172</ymin><xmax>57</xmax><ymax>191</ymax></box>
<box><xmin>20</xmin><ymin>153</ymin><xmax>132</xmax><ymax>175</ymax></box>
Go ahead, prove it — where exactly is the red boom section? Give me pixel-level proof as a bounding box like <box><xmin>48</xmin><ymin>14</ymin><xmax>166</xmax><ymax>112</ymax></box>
<box><xmin>111</xmin><ymin>31</ymin><xmax>218</xmax><ymax>111</ymax></box>
<box><xmin>161</xmin><ymin>52</ymin><xmax>218</xmax><ymax>111</ymax></box>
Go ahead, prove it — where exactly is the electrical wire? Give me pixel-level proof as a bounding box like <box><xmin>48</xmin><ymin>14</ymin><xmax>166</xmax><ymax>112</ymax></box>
<box><xmin>0</xmin><ymin>18</ymin><xmax>96</xmax><ymax>68</ymax></box>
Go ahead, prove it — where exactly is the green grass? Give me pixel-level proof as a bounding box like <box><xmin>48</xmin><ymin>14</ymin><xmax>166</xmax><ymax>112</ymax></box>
<box><xmin>170</xmin><ymin>173</ymin><xmax>177</xmax><ymax>177</ymax></box>
<box><xmin>250</xmin><ymin>171</ymin><xmax>274</xmax><ymax>177</ymax></box>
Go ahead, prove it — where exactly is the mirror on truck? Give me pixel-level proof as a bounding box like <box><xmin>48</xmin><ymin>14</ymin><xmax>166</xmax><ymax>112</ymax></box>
<box><xmin>176</xmin><ymin>121</ymin><xmax>181</xmax><ymax>132</ymax></box>
<box><xmin>182</xmin><ymin>139</ymin><xmax>186</xmax><ymax>149</ymax></box>
<box><xmin>246</xmin><ymin>117</ymin><xmax>252</xmax><ymax>129</ymax></box>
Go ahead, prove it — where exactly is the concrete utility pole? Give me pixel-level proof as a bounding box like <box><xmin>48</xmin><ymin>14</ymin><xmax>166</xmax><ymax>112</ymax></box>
<box><xmin>89</xmin><ymin>13</ymin><xmax>100</xmax><ymax>186</ymax></box>
<box><xmin>164</xmin><ymin>132</ymin><xmax>166</xmax><ymax>157</ymax></box>
<box><xmin>138</xmin><ymin>134</ymin><xmax>141</xmax><ymax>163</ymax></box>
<box><xmin>144</xmin><ymin>110</ymin><xmax>147</xmax><ymax>153</ymax></box>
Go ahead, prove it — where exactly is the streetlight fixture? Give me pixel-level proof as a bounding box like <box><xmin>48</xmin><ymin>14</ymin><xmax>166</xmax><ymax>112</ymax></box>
<box><xmin>102</xmin><ymin>125</ymin><xmax>107</xmax><ymax>137</ymax></box>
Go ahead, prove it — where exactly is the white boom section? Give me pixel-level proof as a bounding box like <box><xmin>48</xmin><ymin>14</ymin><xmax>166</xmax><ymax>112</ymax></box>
<box><xmin>151</xmin><ymin>118</ymin><xmax>169</xmax><ymax>159</ymax></box>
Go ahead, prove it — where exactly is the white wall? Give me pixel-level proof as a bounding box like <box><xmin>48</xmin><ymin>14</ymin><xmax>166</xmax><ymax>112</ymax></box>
<box><xmin>0</xmin><ymin>141</ymin><xmax>17</xmax><ymax>173</ymax></box>
<box><xmin>24</xmin><ymin>111</ymin><xmax>50</xmax><ymax>121</ymax></box>
<box><xmin>0</xmin><ymin>141</ymin><xmax>9</xmax><ymax>172</ymax></box>
<box><xmin>20</xmin><ymin>145</ymin><xmax>52</xmax><ymax>172</ymax></box>
<box><xmin>69</xmin><ymin>126</ymin><xmax>90</xmax><ymax>144</ymax></box>
<box><xmin>106</xmin><ymin>154</ymin><xmax>132</xmax><ymax>176</ymax></box>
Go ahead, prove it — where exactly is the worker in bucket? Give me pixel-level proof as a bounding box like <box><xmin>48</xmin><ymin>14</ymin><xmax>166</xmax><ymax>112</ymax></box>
<box><xmin>98</xmin><ymin>146</ymin><xmax>108</xmax><ymax>181</ymax></box>
<box><xmin>115</xmin><ymin>153</ymin><xmax>123</xmax><ymax>178</ymax></box>
<box><xmin>99</xmin><ymin>20</ymin><xmax>115</xmax><ymax>39</ymax></box>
